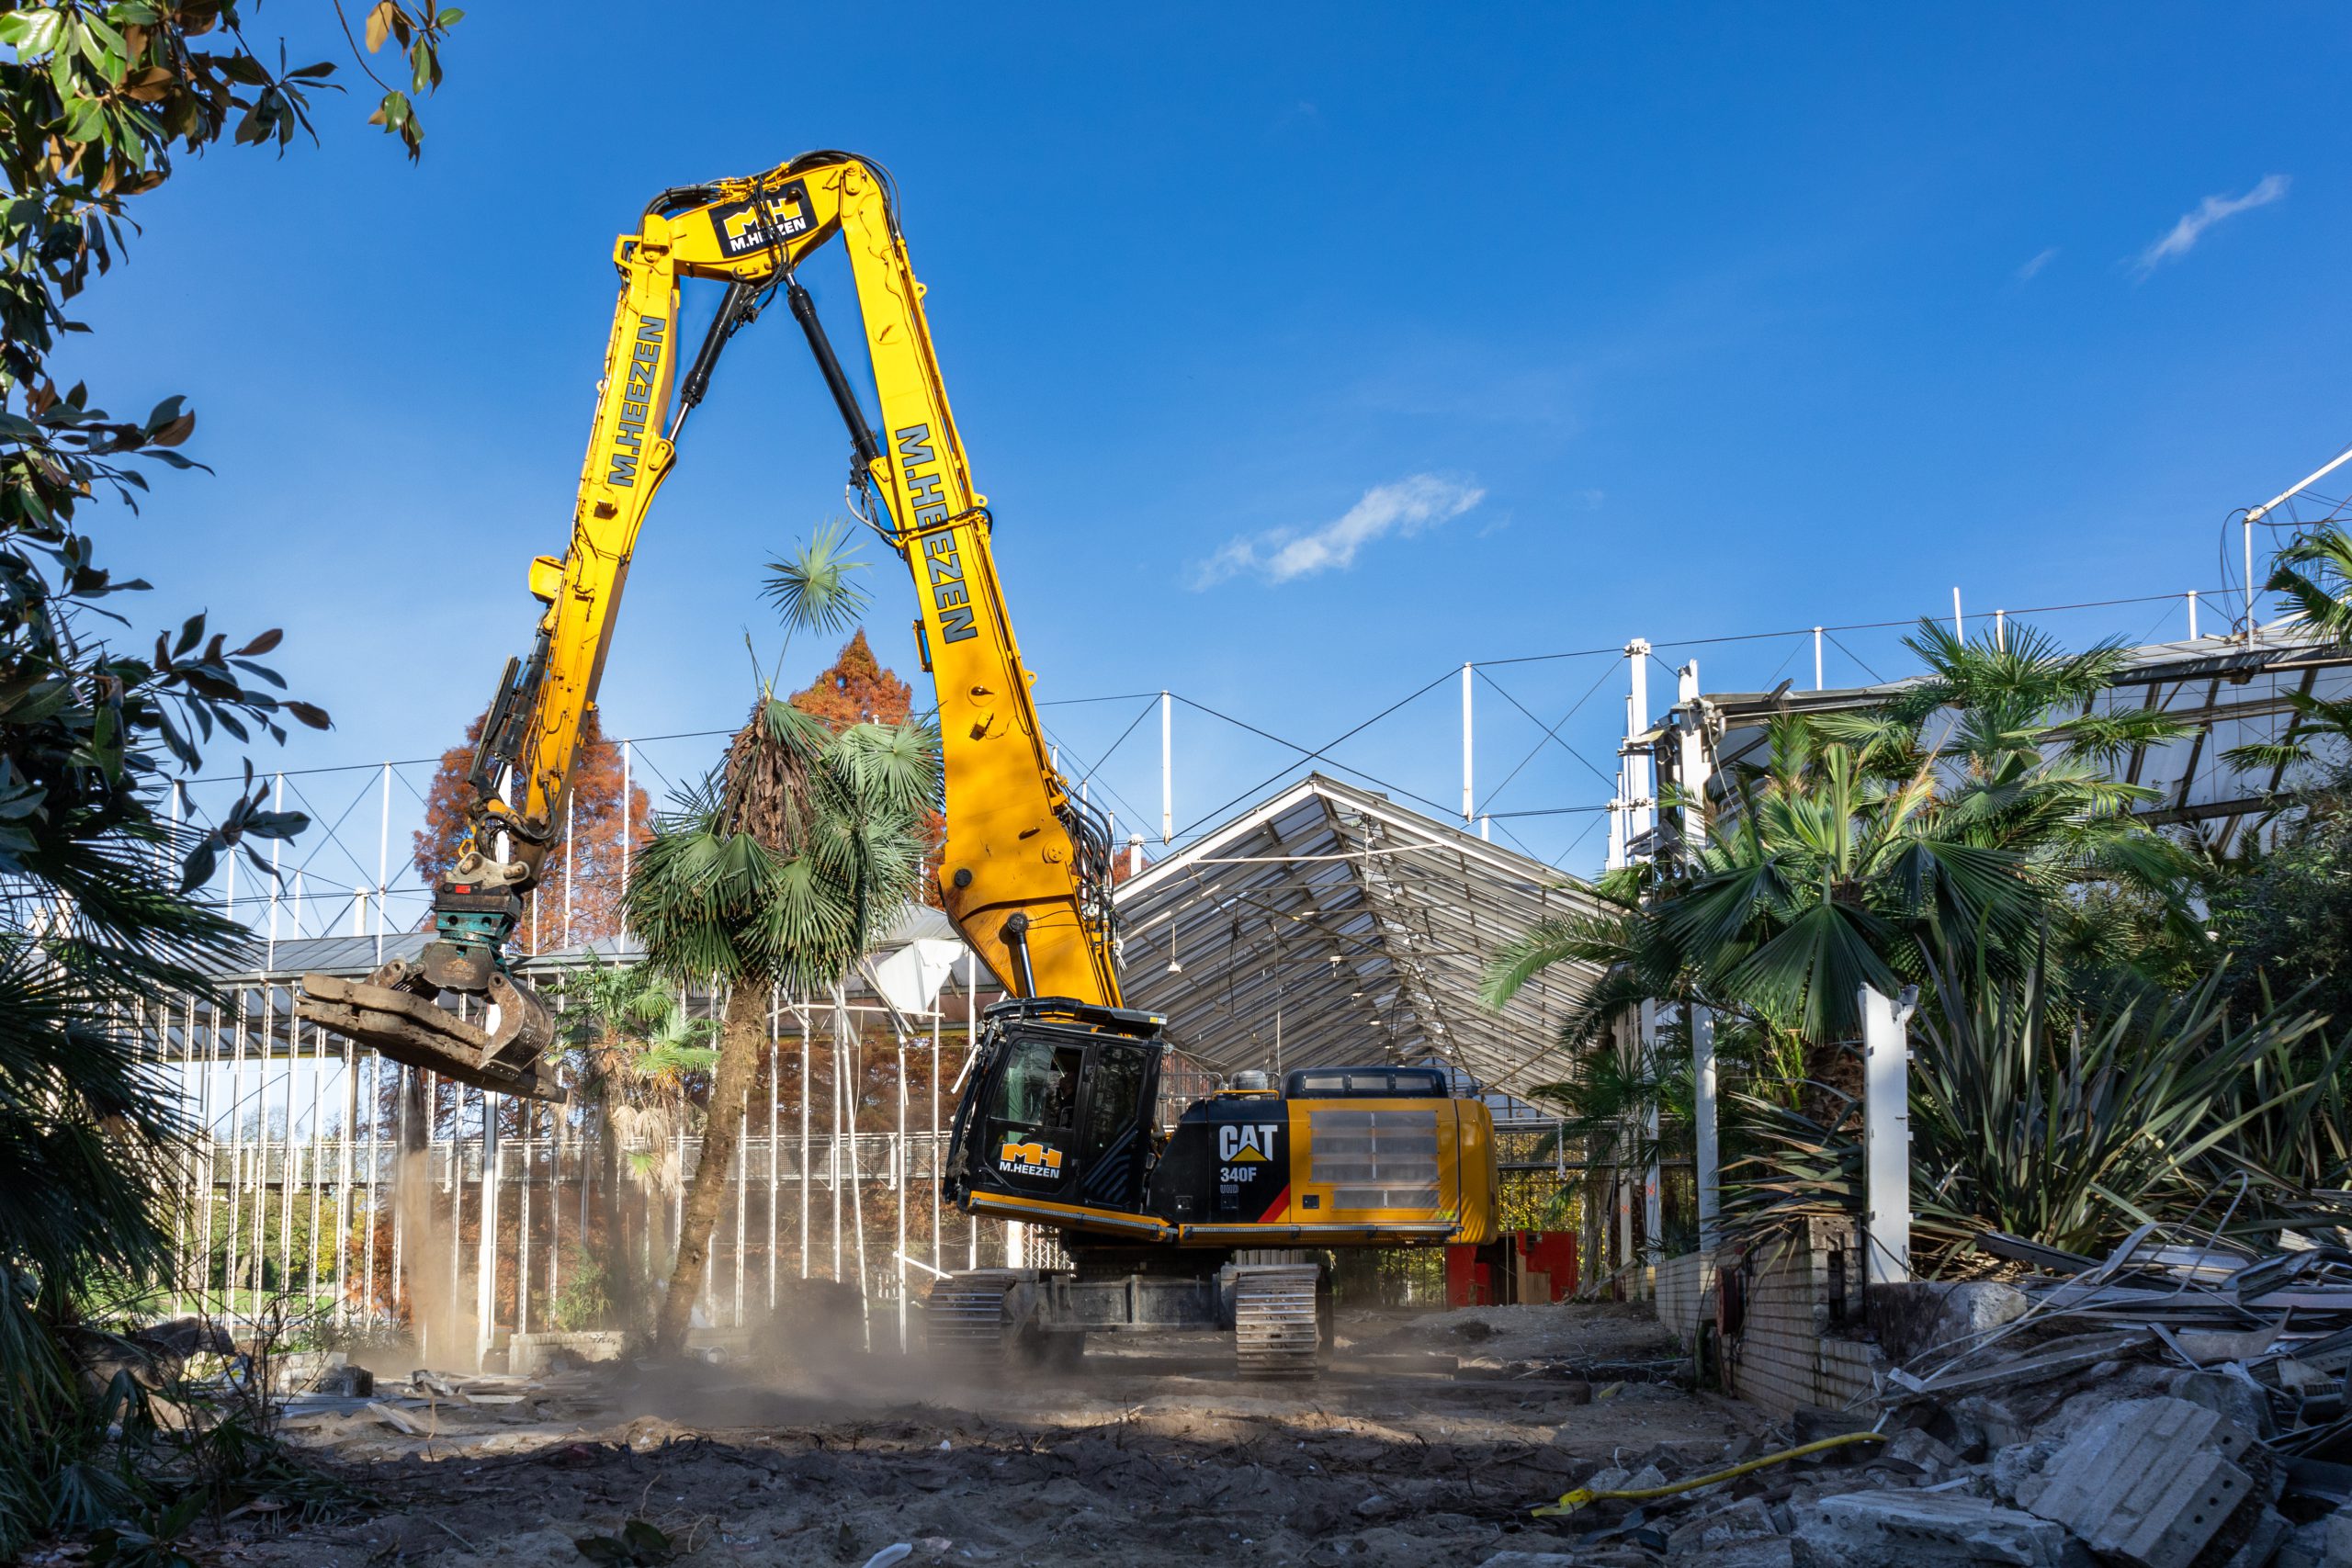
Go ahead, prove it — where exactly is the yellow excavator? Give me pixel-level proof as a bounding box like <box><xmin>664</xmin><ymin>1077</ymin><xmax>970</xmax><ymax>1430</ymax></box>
<box><xmin>297</xmin><ymin>152</ymin><xmax>1497</xmax><ymax>1375</ymax></box>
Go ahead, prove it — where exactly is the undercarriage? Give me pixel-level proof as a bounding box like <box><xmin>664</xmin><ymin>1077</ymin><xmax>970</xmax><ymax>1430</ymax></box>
<box><xmin>926</xmin><ymin>1247</ymin><xmax>1331</xmax><ymax>1378</ymax></box>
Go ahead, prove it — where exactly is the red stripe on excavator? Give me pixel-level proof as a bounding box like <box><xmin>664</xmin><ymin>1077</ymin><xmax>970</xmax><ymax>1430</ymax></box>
<box><xmin>1256</xmin><ymin>1185</ymin><xmax>1290</xmax><ymax>1224</ymax></box>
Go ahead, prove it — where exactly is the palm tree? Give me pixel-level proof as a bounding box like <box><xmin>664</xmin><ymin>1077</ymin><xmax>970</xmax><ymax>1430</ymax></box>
<box><xmin>1484</xmin><ymin>622</ymin><xmax>2197</xmax><ymax>1255</ymax></box>
<box><xmin>548</xmin><ymin>958</ymin><xmax>718</xmax><ymax>1335</ymax></box>
<box><xmin>625</xmin><ymin>528</ymin><xmax>941</xmax><ymax>1354</ymax></box>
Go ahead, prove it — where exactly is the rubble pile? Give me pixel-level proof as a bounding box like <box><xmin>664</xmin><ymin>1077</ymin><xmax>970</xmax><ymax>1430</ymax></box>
<box><xmin>1513</xmin><ymin>1228</ymin><xmax>2352</xmax><ymax>1568</ymax></box>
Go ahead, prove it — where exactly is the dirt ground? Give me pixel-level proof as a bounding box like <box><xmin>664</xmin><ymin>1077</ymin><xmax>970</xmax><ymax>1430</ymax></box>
<box><xmin>215</xmin><ymin>1303</ymin><xmax>1763</xmax><ymax>1567</ymax></box>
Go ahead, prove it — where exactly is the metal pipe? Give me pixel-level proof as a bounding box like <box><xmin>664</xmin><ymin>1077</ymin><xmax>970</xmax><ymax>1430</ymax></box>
<box><xmin>1160</xmin><ymin>693</ymin><xmax>1172</xmax><ymax>844</ymax></box>
<box><xmin>1460</xmin><ymin>662</ymin><xmax>1473</xmax><ymax>824</ymax></box>
<box><xmin>376</xmin><ymin>761</ymin><xmax>390</xmax><ymax>964</ymax></box>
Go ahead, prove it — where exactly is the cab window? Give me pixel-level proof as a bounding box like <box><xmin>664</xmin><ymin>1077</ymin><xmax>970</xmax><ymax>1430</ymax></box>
<box><xmin>998</xmin><ymin>1036</ymin><xmax>1084</xmax><ymax>1131</ymax></box>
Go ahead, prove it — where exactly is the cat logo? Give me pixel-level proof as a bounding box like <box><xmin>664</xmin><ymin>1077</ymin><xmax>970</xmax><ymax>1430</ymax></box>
<box><xmin>997</xmin><ymin>1140</ymin><xmax>1064</xmax><ymax>1179</ymax></box>
<box><xmin>1217</xmin><ymin>1123</ymin><xmax>1283</xmax><ymax>1163</ymax></box>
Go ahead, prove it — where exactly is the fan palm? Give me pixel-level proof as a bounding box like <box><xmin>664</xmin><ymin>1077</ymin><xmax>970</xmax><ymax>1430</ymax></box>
<box><xmin>625</xmin><ymin>528</ymin><xmax>941</xmax><ymax>1353</ymax></box>
<box><xmin>1485</xmin><ymin>621</ymin><xmax>2197</xmax><ymax>1259</ymax></box>
<box><xmin>548</xmin><ymin>958</ymin><xmax>718</xmax><ymax>1334</ymax></box>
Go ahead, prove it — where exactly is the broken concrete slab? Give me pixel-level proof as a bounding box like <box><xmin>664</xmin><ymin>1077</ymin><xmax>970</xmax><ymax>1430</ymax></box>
<box><xmin>1792</xmin><ymin>1490</ymin><xmax>2085</xmax><ymax>1567</ymax></box>
<box><xmin>365</xmin><ymin>1400</ymin><xmax>430</xmax><ymax>1436</ymax></box>
<box><xmin>1870</xmin><ymin>1280</ymin><xmax>2034</xmax><ymax>1367</ymax></box>
<box><xmin>2167</xmin><ymin>1369</ymin><xmax>2279</xmax><ymax>1441</ymax></box>
<box><xmin>1679</xmin><ymin>1541</ymin><xmax>1795</xmax><ymax>1568</ymax></box>
<box><xmin>2020</xmin><ymin>1396</ymin><xmax>2258</xmax><ymax>1568</ymax></box>
<box><xmin>1893</xmin><ymin>1328</ymin><xmax>2152</xmax><ymax>1398</ymax></box>
<box><xmin>1666</xmin><ymin>1495</ymin><xmax>1778</xmax><ymax>1553</ymax></box>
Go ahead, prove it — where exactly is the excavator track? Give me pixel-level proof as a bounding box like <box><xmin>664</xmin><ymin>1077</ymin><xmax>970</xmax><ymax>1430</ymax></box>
<box><xmin>925</xmin><ymin>1270</ymin><xmax>1020</xmax><ymax>1359</ymax></box>
<box><xmin>1231</xmin><ymin>1264</ymin><xmax>1321</xmax><ymax>1379</ymax></box>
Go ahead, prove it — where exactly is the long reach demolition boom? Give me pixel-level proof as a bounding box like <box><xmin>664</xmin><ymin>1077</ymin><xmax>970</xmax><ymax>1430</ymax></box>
<box><xmin>297</xmin><ymin>152</ymin><xmax>1125</xmax><ymax>1096</ymax></box>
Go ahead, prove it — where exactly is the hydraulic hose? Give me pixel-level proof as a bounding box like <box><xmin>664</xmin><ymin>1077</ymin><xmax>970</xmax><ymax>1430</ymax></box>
<box><xmin>1532</xmin><ymin>1429</ymin><xmax>1886</xmax><ymax>1518</ymax></box>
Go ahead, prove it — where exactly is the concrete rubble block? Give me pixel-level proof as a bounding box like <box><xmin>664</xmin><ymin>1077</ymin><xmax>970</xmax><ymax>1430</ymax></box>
<box><xmin>2165</xmin><ymin>1369</ymin><xmax>2278</xmax><ymax>1443</ymax></box>
<box><xmin>1880</xmin><ymin>1428</ymin><xmax>1965</xmax><ymax>1482</ymax></box>
<box><xmin>2326</xmin><ymin>1508</ymin><xmax>2352</xmax><ymax>1566</ymax></box>
<box><xmin>2020</xmin><ymin>1396</ymin><xmax>2258</xmax><ymax>1568</ymax></box>
<box><xmin>1792</xmin><ymin>1491</ymin><xmax>2086</xmax><ymax>1567</ymax></box>
<box><xmin>1987</xmin><ymin>1439</ymin><xmax>2060</xmax><ymax>1506</ymax></box>
<box><xmin>1667</xmin><ymin>1495</ymin><xmax>1780</xmax><ymax>1554</ymax></box>
<box><xmin>2219</xmin><ymin>1507</ymin><xmax>2290</xmax><ymax>1568</ymax></box>
<box><xmin>1681</xmin><ymin>1541</ymin><xmax>1796</xmax><ymax>1568</ymax></box>
<box><xmin>1870</xmin><ymin>1280</ymin><xmax>2034</xmax><ymax>1367</ymax></box>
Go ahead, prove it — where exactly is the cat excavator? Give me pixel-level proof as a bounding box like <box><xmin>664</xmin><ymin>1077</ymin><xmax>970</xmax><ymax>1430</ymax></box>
<box><xmin>296</xmin><ymin>152</ymin><xmax>1497</xmax><ymax>1375</ymax></box>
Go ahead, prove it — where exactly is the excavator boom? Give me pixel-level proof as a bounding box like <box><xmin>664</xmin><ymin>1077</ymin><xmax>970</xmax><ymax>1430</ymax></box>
<box><xmin>297</xmin><ymin>152</ymin><xmax>1120</xmax><ymax>1096</ymax></box>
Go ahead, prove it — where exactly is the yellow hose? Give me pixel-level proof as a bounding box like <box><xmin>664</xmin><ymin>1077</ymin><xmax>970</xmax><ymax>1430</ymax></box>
<box><xmin>1532</xmin><ymin>1430</ymin><xmax>1886</xmax><ymax>1517</ymax></box>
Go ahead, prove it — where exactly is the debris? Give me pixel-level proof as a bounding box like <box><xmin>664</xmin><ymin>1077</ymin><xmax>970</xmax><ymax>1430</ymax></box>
<box><xmin>2018</xmin><ymin>1397</ymin><xmax>2257</xmax><ymax>1568</ymax></box>
<box><xmin>366</xmin><ymin>1401</ymin><xmax>430</xmax><ymax>1436</ymax></box>
<box><xmin>860</xmin><ymin>1548</ymin><xmax>913</xmax><ymax>1568</ymax></box>
<box><xmin>1792</xmin><ymin>1491</ymin><xmax>2081</xmax><ymax>1568</ymax></box>
<box><xmin>1664</xmin><ymin>1495</ymin><xmax>1778</xmax><ymax>1553</ymax></box>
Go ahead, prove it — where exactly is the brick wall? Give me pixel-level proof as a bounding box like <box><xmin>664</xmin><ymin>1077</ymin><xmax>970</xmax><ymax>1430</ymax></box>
<box><xmin>1723</xmin><ymin>1216</ymin><xmax>1881</xmax><ymax>1416</ymax></box>
<box><xmin>1654</xmin><ymin>1250</ymin><xmax>1716</xmax><ymax>1345</ymax></box>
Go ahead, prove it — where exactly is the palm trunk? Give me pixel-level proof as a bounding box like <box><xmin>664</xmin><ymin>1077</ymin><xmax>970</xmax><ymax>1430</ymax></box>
<box><xmin>653</xmin><ymin>982</ymin><xmax>764</xmax><ymax>1354</ymax></box>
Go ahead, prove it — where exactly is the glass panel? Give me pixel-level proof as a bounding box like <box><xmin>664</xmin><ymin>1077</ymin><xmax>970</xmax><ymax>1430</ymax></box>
<box><xmin>1080</xmin><ymin>1044</ymin><xmax>1148</xmax><ymax>1158</ymax></box>
<box><xmin>998</xmin><ymin>1037</ymin><xmax>1085</xmax><ymax>1133</ymax></box>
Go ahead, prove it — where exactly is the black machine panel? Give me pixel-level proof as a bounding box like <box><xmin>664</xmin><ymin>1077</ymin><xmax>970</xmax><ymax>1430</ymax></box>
<box><xmin>1147</xmin><ymin>1095</ymin><xmax>1292</xmax><ymax>1225</ymax></box>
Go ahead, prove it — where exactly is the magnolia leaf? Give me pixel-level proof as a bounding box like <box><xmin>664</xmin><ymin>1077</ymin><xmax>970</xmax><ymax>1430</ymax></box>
<box><xmin>364</xmin><ymin>0</ymin><xmax>398</xmax><ymax>52</ymax></box>
<box><xmin>285</xmin><ymin>700</ymin><xmax>333</xmax><ymax>730</ymax></box>
<box><xmin>232</xmin><ymin>628</ymin><xmax>283</xmax><ymax>657</ymax></box>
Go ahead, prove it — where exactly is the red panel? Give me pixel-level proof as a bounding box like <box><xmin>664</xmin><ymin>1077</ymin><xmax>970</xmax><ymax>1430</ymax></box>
<box><xmin>1444</xmin><ymin>1245</ymin><xmax>1491</xmax><ymax>1306</ymax></box>
<box><xmin>1514</xmin><ymin>1230</ymin><xmax>1579</xmax><ymax>1301</ymax></box>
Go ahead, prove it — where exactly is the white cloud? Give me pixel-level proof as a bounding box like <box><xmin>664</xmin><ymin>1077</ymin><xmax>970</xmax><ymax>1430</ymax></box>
<box><xmin>2132</xmin><ymin>175</ymin><xmax>2290</xmax><ymax>276</ymax></box>
<box><xmin>2016</xmin><ymin>247</ymin><xmax>2058</xmax><ymax>281</ymax></box>
<box><xmin>1193</xmin><ymin>474</ymin><xmax>1485</xmax><ymax>588</ymax></box>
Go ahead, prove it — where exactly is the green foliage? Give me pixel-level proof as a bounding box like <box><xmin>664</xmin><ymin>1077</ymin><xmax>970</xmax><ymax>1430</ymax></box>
<box><xmin>548</xmin><ymin>1247</ymin><xmax>612</xmax><ymax>1333</ymax></box>
<box><xmin>1723</xmin><ymin>936</ymin><xmax>2352</xmax><ymax>1269</ymax></box>
<box><xmin>0</xmin><ymin>2</ymin><xmax>462</xmax><ymax>1554</ymax></box>
<box><xmin>575</xmin><ymin>1517</ymin><xmax>677</xmax><ymax>1567</ymax></box>
<box><xmin>2212</xmin><ymin>767</ymin><xmax>2352</xmax><ymax>1032</ymax></box>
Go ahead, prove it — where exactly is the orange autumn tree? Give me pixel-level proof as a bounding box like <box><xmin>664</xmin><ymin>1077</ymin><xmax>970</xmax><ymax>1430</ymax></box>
<box><xmin>411</xmin><ymin>708</ymin><xmax>650</xmax><ymax>948</ymax></box>
<box><xmin>789</xmin><ymin>631</ymin><xmax>946</xmax><ymax>904</ymax></box>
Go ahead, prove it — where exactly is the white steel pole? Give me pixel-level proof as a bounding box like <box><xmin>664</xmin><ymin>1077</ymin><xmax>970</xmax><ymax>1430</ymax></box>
<box><xmin>563</xmin><ymin>791</ymin><xmax>575</xmax><ymax>951</ymax></box>
<box><xmin>1639</xmin><ymin>999</ymin><xmax>1661</xmax><ymax>1277</ymax></box>
<box><xmin>620</xmin><ymin>741</ymin><xmax>632</xmax><ymax>897</ymax></box>
<box><xmin>1624</xmin><ymin>641</ymin><xmax>1653</xmax><ymax>853</ymax></box>
<box><xmin>1693</xmin><ymin>1005</ymin><xmax>1720</xmax><ymax>1250</ymax></box>
<box><xmin>477</xmin><ymin>1092</ymin><xmax>501</xmax><ymax>1369</ymax></box>
<box><xmin>1814</xmin><ymin>627</ymin><xmax>1824</xmax><ymax>691</ymax></box>
<box><xmin>2188</xmin><ymin>591</ymin><xmax>2199</xmax><ymax>640</ymax></box>
<box><xmin>1951</xmin><ymin>587</ymin><xmax>1963</xmax><ymax>640</ymax></box>
<box><xmin>266</xmin><ymin>773</ymin><xmax>283</xmax><ymax>974</ymax></box>
<box><xmin>1460</xmin><ymin>662</ymin><xmax>1473</xmax><ymax>825</ymax></box>
<box><xmin>1159</xmin><ymin>692</ymin><xmax>1172</xmax><ymax>845</ymax></box>
<box><xmin>1860</xmin><ymin>984</ymin><xmax>1914</xmax><ymax>1285</ymax></box>
<box><xmin>376</xmin><ymin>761</ymin><xmax>390</xmax><ymax>963</ymax></box>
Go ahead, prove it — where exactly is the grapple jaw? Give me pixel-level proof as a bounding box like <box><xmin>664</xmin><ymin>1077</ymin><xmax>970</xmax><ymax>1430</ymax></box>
<box><xmin>296</xmin><ymin>961</ymin><xmax>561</xmax><ymax>1101</ymax></box>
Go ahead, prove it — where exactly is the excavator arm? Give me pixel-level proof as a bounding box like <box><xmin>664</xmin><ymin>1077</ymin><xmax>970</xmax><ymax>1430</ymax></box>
<box><xmin>299</xmin><ymin>152</ymin><xmax>1121</xmax><ymax>1097</ymax></box>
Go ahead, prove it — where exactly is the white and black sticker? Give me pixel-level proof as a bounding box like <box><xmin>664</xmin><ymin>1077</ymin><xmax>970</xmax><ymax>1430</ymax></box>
<box><xmin>708</xmin><ymin>180</ymin><xmax>814</xmax><ymax>259</ymax></box>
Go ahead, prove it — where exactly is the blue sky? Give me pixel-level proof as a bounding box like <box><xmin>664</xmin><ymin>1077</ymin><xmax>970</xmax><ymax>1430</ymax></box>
<box><xmin>74</xmin><ymin>3</ymin><xmax>2352</xmax><ymax>919</ymax></box>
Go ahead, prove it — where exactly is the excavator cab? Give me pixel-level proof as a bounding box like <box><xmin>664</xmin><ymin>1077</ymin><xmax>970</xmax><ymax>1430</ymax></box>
<box><xmin>944</xmin><ymin>998</ymin><xmax>1168</xmax><ymax>1227</ymax></box>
